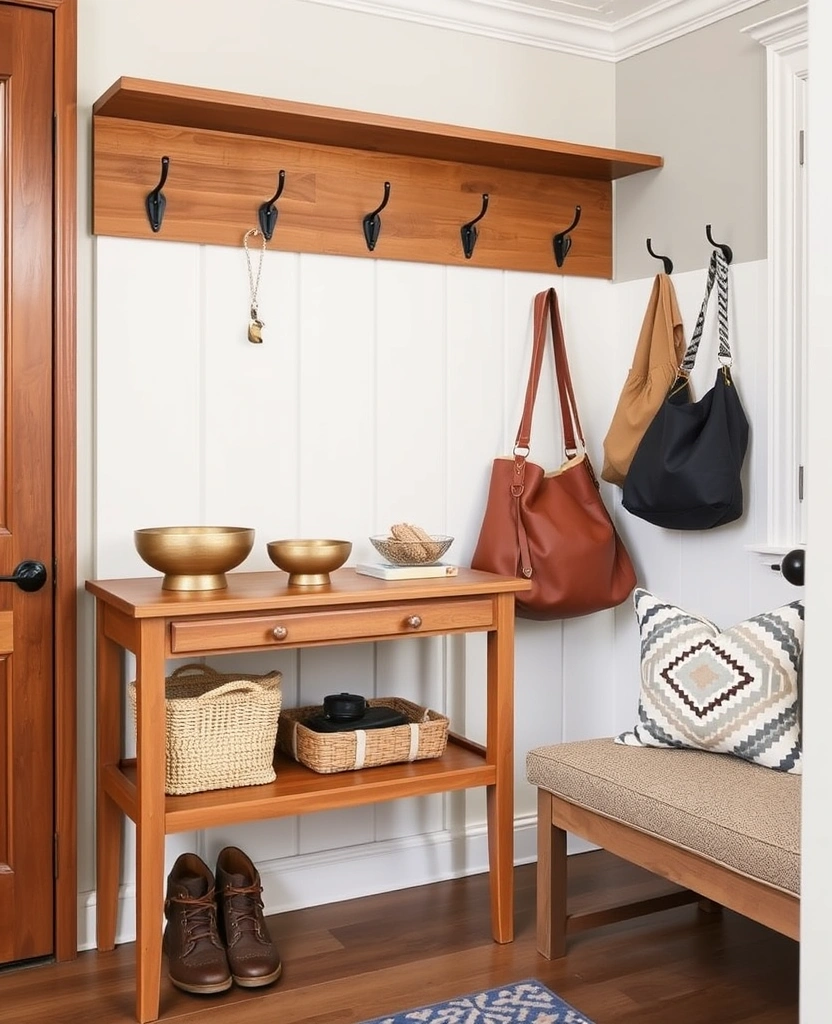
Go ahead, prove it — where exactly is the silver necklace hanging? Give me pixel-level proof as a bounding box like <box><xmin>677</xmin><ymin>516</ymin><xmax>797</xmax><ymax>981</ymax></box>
<box><xmin>244</xmin><ymin>227</ymin><xmax>267</xmax><ymax>344</ymax></box>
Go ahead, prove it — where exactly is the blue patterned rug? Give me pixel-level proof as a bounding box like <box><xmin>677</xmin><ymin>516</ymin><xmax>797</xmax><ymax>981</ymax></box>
<box><xmin>361</xmin><ymin>979</ymin><xmax>595</xmax><ymax>1024</ymax></box>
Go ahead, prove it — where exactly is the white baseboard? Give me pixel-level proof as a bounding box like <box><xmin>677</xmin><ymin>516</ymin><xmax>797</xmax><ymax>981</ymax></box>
<box><xmin>77</xmin><ymin>815</ymin><xmax>595</xmax><ymax>951</ymax></box>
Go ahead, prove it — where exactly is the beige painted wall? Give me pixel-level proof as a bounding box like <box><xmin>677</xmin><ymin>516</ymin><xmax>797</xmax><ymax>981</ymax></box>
<box><xmin>77</xmin><ymin>0</ymin><xmax>615</xmax><ymax>141</ymax></box>
<box><xmin>614</xmin><ymin>0</ymin><xmax>798</xmax><ymax>281</ymax></box>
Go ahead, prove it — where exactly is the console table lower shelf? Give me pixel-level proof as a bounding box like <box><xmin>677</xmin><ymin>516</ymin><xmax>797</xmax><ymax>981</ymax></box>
<box><xmin>87</xmin><ymin>567</ymin><xmax>527</xmax><ymax>1022</ymax></box>
<box><xmin>107</xmin><ymin>739</ymin><xmax>491</xmax><ymax>830</ymax></box>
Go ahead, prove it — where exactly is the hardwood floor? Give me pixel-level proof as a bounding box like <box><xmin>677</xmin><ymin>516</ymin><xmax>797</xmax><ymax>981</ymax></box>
<box><xmin>0</xmin><ymin>852</ymin><xmax>798</xmax><ymax>1024</ymax></box>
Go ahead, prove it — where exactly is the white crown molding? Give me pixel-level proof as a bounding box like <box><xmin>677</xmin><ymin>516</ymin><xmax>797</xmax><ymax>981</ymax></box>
<box><xmin>301</xmin><ymin>0</ymin><xmax>617</xmax><ymax>59</ymax></box>
<box><xmin>741</xmin><ymin>3</ymin><xmax>807</xmax><ymax>53</ymax></box>
<box><xmin>614</xmin><ymin>0</ymin><xmax>765</xmax><ymax>60</ymax></box>
<box><xmin>300</xmin><ymin>0</ymin><xmax>771</xmax><ymax>62</ymax></box>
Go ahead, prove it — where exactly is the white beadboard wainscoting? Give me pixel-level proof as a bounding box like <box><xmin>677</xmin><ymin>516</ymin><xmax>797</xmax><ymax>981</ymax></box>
<box><xmin>84</xmin><ymin>240</ymin><xmax>797</xmax><ymax>948</ymax></box>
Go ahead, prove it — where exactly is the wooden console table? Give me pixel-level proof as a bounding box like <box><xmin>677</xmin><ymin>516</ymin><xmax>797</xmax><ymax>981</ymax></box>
<box><xmin>86</xmin><ymin>567</ymin><xmax>528</xmax><ymax>1022</ymax></box>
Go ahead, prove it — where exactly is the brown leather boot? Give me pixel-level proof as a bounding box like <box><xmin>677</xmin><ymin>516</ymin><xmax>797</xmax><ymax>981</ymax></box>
<box><xmin>163</xmin><ymin>853</ymin><xmax>232</xmax><ymax>995</ymax></box>
<box><xmin>215</xmin><ymin>846</ymin><xmax>282</xmax><ymax>987</ymax></box>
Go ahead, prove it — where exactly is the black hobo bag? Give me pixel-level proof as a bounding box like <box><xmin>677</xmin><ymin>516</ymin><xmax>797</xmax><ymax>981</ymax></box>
<box><xmin>622</xmin><ymin>250</ymin><xmax>749</xmax><ymax>530</ymax></box>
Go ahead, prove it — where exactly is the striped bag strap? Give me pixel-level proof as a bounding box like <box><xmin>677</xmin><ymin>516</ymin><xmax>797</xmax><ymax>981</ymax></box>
<box><xmin>680</xmin><ymin>249</ymin><xmax>732</xmax><ymax>376</ymax></box>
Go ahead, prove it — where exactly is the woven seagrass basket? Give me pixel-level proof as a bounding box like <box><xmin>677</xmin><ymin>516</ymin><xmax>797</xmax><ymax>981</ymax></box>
<box><xmin>128</xmin><ymin>663</ymin><xmax>282</xmax><ymax>795</ymax></box>
<box><xmin>277</xmin><ymin>697</ymin><xmax>449</xmax><ymax>774</ymax></box>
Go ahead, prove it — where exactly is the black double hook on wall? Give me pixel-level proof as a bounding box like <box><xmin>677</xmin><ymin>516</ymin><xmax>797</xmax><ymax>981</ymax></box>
<box><xmin>553</xmin><ymin>206</ymin><xmax>581</xmax><ymax>268</ymax></box>
<box><xmin>705</xmin><ymin>223</ymin><xmax>733</xmax><ymax>264</ymax></box>
<box><xmin>646</xmin><ymin>238</ymin><xmax>673</xmax><ymax>274</ymax></box>
<box><xmin>460</xmin><ymin>194</ymin><xmax>489</xmax><ymax>260</ymax></box>
<box><xmin>363</xmin><ymin>182</ymin><xmax>391</xmax><ymax>251</ymax></box>
<box><xmin>145</xmin><ymin>156</ymin><xmax>170</xmax><ymax>233</ymax></box>
<box><xmin>258</xmin><ymin>170</ymin><xmax>286</xmax><ymax>241</ymax></box>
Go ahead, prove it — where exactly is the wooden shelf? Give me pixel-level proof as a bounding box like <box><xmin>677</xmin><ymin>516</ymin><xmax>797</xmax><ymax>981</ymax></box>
<box><xmin>92</xmin><ymin>78</ymin><xmax>663</xmax><ymax>277</ymax></box>
<box><xmin>94</xmin><ymin>77</ymin><xmax>661</xmax><ymax>182</ymax></box>
<box><xmin>109</xmin><ymin>739</ymin><xmax>492</xmax><ymax>833</ymax></box>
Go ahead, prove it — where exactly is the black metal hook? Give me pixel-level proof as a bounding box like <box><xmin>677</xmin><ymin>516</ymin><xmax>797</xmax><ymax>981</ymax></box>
<box><xmin>258</xmin><ymin>170</ymin><xmax>286</xmax><ymax>241</ymax></box>
<box><xmin>460</xmin><ymin>193</ymin><xmax>489</xmax><ymax>260</ymax></box>
<box><xmin>705</xmin><ymin>224</ymin><xmax>733</xmax><ymax>264</ymax></box>
<box><xmin>145</xmin><ymin>156</ymin><xmax>170</xmax><ymax>233</ymax></box>
<box><xmin>362</xmin><ymin>181</ymin><xmax>391</xmax><ymax>251</ymax></box>
<box><xmin>646</xmin><ymin>238</ymin><xmax>673</xmax><ymax>275</ymax></box>
<box><xmin>553</xmin><ymin>206</ymin><xmax>581</xmax><ymax>268</ymax></box>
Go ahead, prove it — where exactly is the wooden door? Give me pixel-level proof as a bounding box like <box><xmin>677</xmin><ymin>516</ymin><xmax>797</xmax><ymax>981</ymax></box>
<box><xmin>0</xmin><ymin>4</ymin><xmax>56</xmax><ymax>963</ymax></box>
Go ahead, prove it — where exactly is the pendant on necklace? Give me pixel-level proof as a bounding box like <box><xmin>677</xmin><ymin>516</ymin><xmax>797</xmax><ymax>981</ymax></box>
<box><xmin>248</xmin><ymin>307</ymin><xmax>264</xmax><ymax>344</ymax></box>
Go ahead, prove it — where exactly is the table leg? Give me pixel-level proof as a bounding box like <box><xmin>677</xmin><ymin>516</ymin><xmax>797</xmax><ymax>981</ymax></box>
<box><xmin>485</xmin><ymin>592</ymin><xmax>515</xmax><ymax>943</ymax></box>
<box><xmin>96</xmin><ymin>604</ymin><xmax>123</xmax><ymax>952</ymax></box>
<box><xmin>536</xmin><ymin>788</ymin><xmax>567</xmax><ymax>958</ymax></box>
<box><xmin>134</xmin><ymin>619</ymin><xmax>167</xmax><ymax>1024</ymax></box>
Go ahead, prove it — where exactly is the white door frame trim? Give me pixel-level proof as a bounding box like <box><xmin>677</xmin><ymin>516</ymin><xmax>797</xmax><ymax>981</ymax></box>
<box><xmin>743</xmin><ymin>5</ymin><xmax>808</xmax><ymax>555</ymax></box>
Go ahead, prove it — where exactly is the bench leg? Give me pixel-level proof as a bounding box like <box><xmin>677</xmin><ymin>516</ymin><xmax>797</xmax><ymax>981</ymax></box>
<box><xmin>537</xmin><ymin>788</ymin><xmax>567</xmax><ymax>959</ymax></box>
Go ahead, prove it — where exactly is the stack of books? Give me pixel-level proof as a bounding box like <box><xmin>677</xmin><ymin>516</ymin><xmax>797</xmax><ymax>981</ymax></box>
<box><xmin>354</xmin><ymin>562</ymin><xmax>459</xmax><ymax>581</ymax></box>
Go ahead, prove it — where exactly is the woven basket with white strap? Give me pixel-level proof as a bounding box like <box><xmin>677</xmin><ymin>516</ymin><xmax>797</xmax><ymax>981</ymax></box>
<box><xmin>277</xmin><ymin>697</ymin><xmax>449</xmax><ymax>774</ymax></box>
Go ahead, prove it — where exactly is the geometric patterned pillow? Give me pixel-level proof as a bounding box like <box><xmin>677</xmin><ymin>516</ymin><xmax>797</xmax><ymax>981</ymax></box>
<box><xmin>616</xmin><ymin>588</ymin><xmax>804</xmax><ymax>774</ymax></box>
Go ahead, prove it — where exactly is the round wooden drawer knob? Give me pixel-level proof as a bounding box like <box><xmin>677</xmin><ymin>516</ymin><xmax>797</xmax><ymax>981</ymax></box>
<box><xmin>272</xmin><ymin>625</ymin><xmax>288</xmax><ymax>641</ymax></box>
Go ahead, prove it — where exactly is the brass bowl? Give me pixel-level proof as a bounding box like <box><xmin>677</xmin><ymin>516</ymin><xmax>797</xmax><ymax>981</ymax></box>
<box><xmin>267</xmin><ymin>538</ymin><xmax>352</xmax><ymax>586</ymax></box>
<box><xmin>134</xmin><ymin>526</ymin><xmax>255</xmax><ymax>591</ymax></box>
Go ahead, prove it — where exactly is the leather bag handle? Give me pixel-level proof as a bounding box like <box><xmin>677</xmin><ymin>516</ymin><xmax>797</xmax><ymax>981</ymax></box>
<box><xmin>514</xmin><ymin>287</ymin><xmax>585</xmax><ymax>457</ymax></box>
<box><xmin>508</xmin><ymin>288</ymin><xmax>595</xmax><ymax>581</ymax></box>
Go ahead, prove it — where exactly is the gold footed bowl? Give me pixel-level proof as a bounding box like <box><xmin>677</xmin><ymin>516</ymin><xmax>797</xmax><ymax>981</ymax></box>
<box><xmin>134</xmin><ymin>526</ymin><xmax>255</xmax><ymax>591</ymax></box>
<box><xmin>267</xmin><ymin>538</ymin><xmax>352</xmax><ymax>586</ymax></box>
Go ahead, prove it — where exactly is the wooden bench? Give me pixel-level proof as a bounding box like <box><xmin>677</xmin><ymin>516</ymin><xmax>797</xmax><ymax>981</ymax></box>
<box><xmin>526</xmin><ymin>738</ymin><xmax>800</xmax><ymax>957</ymax></box>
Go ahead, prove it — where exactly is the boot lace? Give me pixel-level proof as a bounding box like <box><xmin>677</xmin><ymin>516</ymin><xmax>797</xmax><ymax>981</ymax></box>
<box><xmin>167</xmin><ymin>889</ymin><xmax>222</xmax><ymax>947</ymax></box>
<box><xmin>223</xmin><ymin>881</ymin><xmax>266</xmax><ymax>939</ymax></box>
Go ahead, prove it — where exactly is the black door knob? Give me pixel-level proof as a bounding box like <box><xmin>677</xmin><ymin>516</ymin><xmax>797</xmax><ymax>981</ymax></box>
<box><xmin>0</xmin><ymin>560</ymin><xmax>48</xmax><ymax>592</ymax></box>
<box><xmin>779</xmin><ymin>549</ymin><xmax>805</xmax><ymax>587</ymax></box>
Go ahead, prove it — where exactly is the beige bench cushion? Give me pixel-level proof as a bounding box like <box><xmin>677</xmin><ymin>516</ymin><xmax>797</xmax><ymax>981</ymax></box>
<box><xmin>526</xmin><ymin>738</ymin><xmax>800</xmax><ymax>896</ymax></box>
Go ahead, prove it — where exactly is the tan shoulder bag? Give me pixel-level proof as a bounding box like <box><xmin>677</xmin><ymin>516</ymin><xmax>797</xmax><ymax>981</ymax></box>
<box><xmin>601</xmin><ymin>274</ymin><xmax>686</xmax><ymax>486</ymax></box>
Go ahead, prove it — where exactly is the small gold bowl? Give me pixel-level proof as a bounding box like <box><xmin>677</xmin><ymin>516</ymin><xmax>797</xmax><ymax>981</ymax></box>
<box><xmin>267</xmin><ymin>538</ymin><xmax>352</xmax><ymax>586</ymax></box>
<box><xmin>134</xmin><ymin>526</ymin><xmax>255</xmax><ymax>591</ymax></box>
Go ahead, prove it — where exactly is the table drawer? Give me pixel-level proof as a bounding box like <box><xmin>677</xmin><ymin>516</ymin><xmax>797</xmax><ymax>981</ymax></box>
<box><xmin>169</xmin><ymin>597</ymin><xmax>494</xmax><ymax>653</ymax></box>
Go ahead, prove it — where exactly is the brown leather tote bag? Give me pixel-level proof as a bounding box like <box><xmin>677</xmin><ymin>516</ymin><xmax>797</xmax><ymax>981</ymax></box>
<box><xmin>470</xmin><ymin>287</ymin><xmax>637</xmax><ymax>620</ymax></box>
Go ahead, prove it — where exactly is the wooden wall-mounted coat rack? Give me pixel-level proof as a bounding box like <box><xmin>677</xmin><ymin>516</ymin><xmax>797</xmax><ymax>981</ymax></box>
<box><xmin>92</xmin><ymin>78</ymin><xmax>663</xmax><ymax>279</ymax></box>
